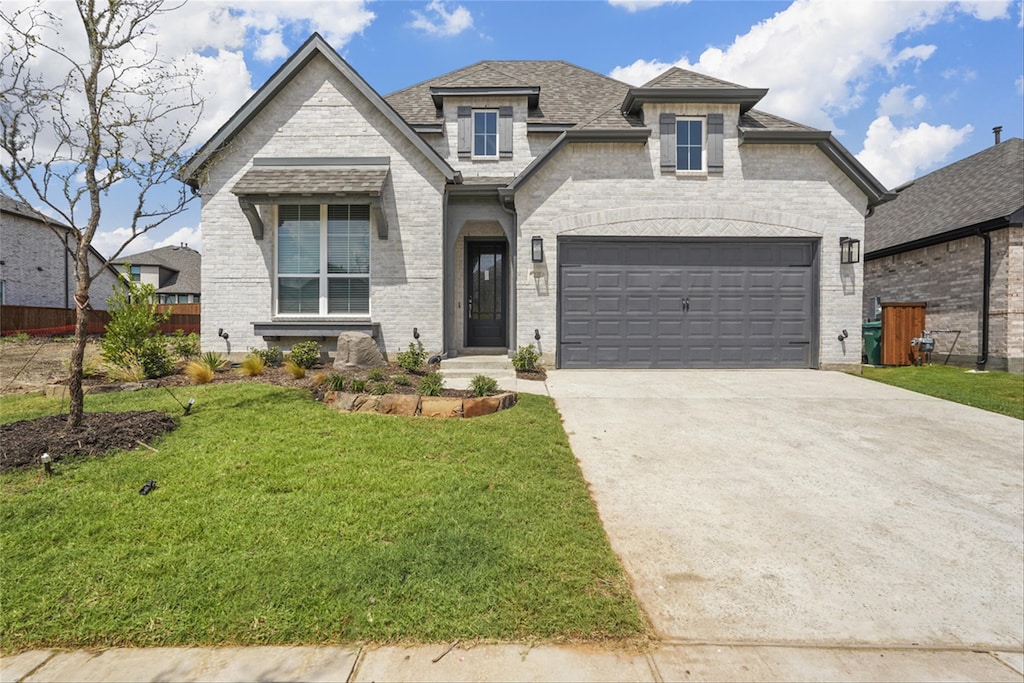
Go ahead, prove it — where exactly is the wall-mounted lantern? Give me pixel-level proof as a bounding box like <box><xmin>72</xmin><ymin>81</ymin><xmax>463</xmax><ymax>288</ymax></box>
<box><xmin>839</xmin><ymin>236</ymin><xmax>861</xmax><ymax>264</ymax></box>
<box><xmin>531</xmin><ymin>236</ymin><xmax>544</xmax><ymax>263</ymax></box>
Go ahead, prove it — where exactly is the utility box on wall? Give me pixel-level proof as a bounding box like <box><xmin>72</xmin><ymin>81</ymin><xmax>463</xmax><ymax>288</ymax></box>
<box><xmin>881</xmin><ymin>302</ymin><xmax>926</xmax><ymax>366</ymax></box>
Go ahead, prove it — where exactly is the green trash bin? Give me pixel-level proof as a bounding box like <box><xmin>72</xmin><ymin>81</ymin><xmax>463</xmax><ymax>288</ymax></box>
<box><xmin>862</xmin><ymin>321</ymin><xmax>882</xmax><ymax>365</ymax></box>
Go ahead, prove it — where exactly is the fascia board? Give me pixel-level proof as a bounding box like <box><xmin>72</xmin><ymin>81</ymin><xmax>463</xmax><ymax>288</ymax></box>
<box><xmin>622</xmin><ymin>87</ymin><xmax>768</xmax><ymax>116</ymax></box>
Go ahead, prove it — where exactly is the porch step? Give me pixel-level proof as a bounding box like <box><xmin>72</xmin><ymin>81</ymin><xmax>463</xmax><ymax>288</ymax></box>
<box><xmin>438</xmin><ymin>354</ymin><xmax>516</xmax><ymax>381</ymax></box>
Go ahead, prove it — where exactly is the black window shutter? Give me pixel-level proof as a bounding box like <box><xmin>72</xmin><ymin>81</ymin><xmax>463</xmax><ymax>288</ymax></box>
<box><xmin>660</xmin><ymin>113</ymin><xmax>676</xmax><ymax>172</ymax></box>
<box><xmin>457</xmin><ymin>106</ymin><xmax>471</xmax><ymax>159</ymax></box>
<box><xmin>707</xmin><ymin>113</ymin><xmax>724</xmax><ymax>173</ymax></box>
<box><xmin>498</xmin><ymin>106</ymin><xmax>513</xmax><ymax>158</ymax></box>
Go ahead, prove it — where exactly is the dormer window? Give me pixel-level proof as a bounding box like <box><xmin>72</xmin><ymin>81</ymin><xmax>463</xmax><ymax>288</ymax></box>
<box><xmin>676</xmin><ymin>118</ymin><xmax>705</xmax><ymax>172</ymax></box>
<box><xmin>473</xmin><ymin>110</ymin><xmax>498</xmax><ymax>159</ymax></box>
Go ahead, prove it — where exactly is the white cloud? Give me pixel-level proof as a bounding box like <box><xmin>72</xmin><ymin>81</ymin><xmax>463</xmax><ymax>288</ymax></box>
<box><xmin>92</xmin><ymin>225</ymin><xmax>202</xmax><ymax>260</ymax></box>
<box><xmin>254</xmin><ymin>31</ymin><xmax>290</xmax><ymax>62</ymax></box>
<box><xmin>956</xmin><ymin>0</ymin><xmax>1013</xmax><ymax>20</ymax></box>
<box><xmin>877</xmin><ymin>85</ymin><xmax>927</xmax><ymax>117</ymax></box>
<box><xmin>410</xmin><ymin>1</ymin><xmax>474</xmax><ymax>37</ymax></box>
<box><xmin>609</xmin><ymin>0</ymin><xmax>962</xmax><ymax>131</ymax></box>
<box><xmin>941</xmin><ymin>67</ymin><xmax>978</xmax><ymax>81</ymax></box>
<box><xmin>1017</xmin><ymin>74</ymin><xmax>1024</xmax><ymax>95</ymax></box>
<box><xmin>608</xmin><ymin>0</ymin><xmax>691</xmax><ymax>11</ymax></box>
<box><xmin>856</xmin><ymin>116</ymin><xmax>972</xmax><ymax>188</ymax></box>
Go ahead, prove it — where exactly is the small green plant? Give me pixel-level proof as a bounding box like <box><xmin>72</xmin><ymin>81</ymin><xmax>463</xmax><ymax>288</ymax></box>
<box><xmin>239</xmin><ymin>353</ymin><xmax>266</xmax><ymax>377</ymax></box>
<box><xmin>392</xmin><ymin>374</ymin><xmax>411</xmax><ymax>386</ymax></box>
<box><xmin>167</xmin><ymin>330</ymin><xmax>200</xmax><ymax>359</ymax></box>
<box><xmin>101</xmin><ymin>276</ymin><xmax>174</xmax><ymax>378</ymax></box>
<box><xmin>396</xmin><ymin>340</ymin><xmax>427</xmax><ymax>372</ymax></box>
<box><xmin>185</xmin><ymin>360</ymin><xmax>215</xmax><ymax>384</ymax></box>
<box><xmin>417</xmin><ymin>371</ymin><xmax>445</xmax><ymax>397</ymax></box>
<box><xmin>368</xmin><ymin>367</ymin><xmax>388</xmax><ymax>381</ymax></box>
<box><xmin>470</xmin><ymin>374</ymin><xmax>499</xmax><ymax>397</ymax></box>
<box><xmin>106</xmin><ymin>356</ymin><xmax>146</xmax><ymax>382</ymax></box>
<box><xmin>251</xmin><ymin>347</ymin><xmax>283</xmax><ymax>367</ymax></box>
<box><xmin>370</xmin><ymin>381</ymin><xmax>393</xmax><ymax>395</ymax></box>
<box><xmin>283</xmin><ymin>359</ymin><xmax>306</xmax><ymax>379</ymax></box>
<box><xmin>1</xmin><ymin>331</ymin><xmax>30</xmax><ymax>343</ymax></box>
<box><xmin>510</xmin><ymin>344</ymin><xmax>540</xmax><ymax>372</ymax></box>
<box><xmin>324</xmin><ymin>374</ymin><xmax>346</xmax><ymax>391</ymax></box>
<box><xmin>289</xmin><ymin>340</ymin><xmax>322</xmax><ymax>369</ymax></box>
<box><xmin>200</xmin><ymin>351</ymin><xmax>229</xmax><ymax>372</ymax></box>
<box><xmin>348</xmin><ymin>378</ymin><xmax>367</xmax><ymax>392</ymax></box>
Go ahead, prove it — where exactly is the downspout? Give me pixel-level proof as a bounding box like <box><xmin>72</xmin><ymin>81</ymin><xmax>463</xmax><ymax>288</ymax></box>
<box><xmin>497</xmin><ymin>191</ymin><xmax>518</xmax><ymax>355</ymax></box>
<box><xmin>976</xmin><ymin>229</ymin><xmax>991</xmax><ymax>370</ymax></box>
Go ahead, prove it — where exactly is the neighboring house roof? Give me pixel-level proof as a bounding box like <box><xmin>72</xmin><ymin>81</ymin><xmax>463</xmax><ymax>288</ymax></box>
<box><xmin>112</xmin><ymin>244</ymin><xmax>202</xmax><ymax>295</ymax></box>
<box><xmin>178</xmin><ymin>33</ymin><xmax>460</xmax><ymax>189</ymax></box>
<box><xmin>866</xmin><ymin>138</ymin><xmax>1024</xmax><ymax>256</ymax></box>
<box><xmin>0</xmin><ymin>192</ymin><xmax>121</xmax><ymax>279</ymax></box>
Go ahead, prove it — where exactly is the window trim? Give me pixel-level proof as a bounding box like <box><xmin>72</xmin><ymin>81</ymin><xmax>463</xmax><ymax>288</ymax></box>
<box><xmin>675</xmin><ymin>116</ymin><xmax>707</xmax><ymax>175</ymax></box>
<box><xmin>273</xmin><ymin>204</ymin><xmax>371</xmax><ymax>319</ymax></box>
<box><xmin>129</xmin><ymin>265</ymin><xmax>141</xmax><ymax>281</ymax></box>
<box><xmin>472</xmin><ymin>109</ymin><xmax>499</xmax><ymax>160</ymax></box>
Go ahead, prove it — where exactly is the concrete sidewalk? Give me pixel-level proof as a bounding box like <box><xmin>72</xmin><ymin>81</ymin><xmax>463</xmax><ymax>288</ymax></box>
<box><xmin>3</xmin><ymin>643</ymin><xmax>1023</xmax><ymax>682</ymax></box>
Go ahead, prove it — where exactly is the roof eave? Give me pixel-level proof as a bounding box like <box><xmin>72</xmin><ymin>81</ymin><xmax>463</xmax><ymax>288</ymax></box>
<box><xmin>740</xmin><ymin>129</ymin><xmax>895</xmax><ymax>208</ymax></box>
<box><xmin>865</xmin><ymin>213</ymin><xmax>1018</xmax><ymax>260</ymax></box>
<box><xmin>429</xmin><ymin>86</ymin><xmax>541</xmax><ymax>109</ymax></box>
<box><xmin>178</xmin><ymin>33</ymin><xmax>460</xmax><ymax>189</ymax></box>
<box><xmin>621</xmin><ymin>87</ymin><xmax>768</xmax><ymax>116</ymax></box>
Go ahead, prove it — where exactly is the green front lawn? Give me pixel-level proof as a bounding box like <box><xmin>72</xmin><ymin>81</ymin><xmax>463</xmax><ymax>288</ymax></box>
<box><xmin>861</xmin><ymin>365</ymin><xmax>1024</xmax><ymax>420</ymax></box>
<box><xmin>0</xmin><ymin>384</ymin><xmax>647</xmax><ymax>652</ymax></box>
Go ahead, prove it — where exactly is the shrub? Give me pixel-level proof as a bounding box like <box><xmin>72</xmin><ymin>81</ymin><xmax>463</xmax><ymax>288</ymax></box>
<box><xmin>470</xmin><ymin>374</ymin><xmax>499</xmax><ymax>397</ymax></box>
<box><xmin>324</xmin><ymin>374</ymin><xmax>346</xmax><ymax>391</ymax></box>
<box><xmin>167</xmin><ymin>330</ymin><xmax>200</xmax><ymax>359</ymax></box>
<box><xmin>200</xmin><ymin>351</ymin><xmax>229</xmax><ymax>372</ymax></box>
<box><xmin>101</xmin><ymin>277</ymin><xmax>174</xmax><ymax>378</ymax></box>
<box><xmin>283</xmin><ymin>359</ymin><xmax>306</xmax><ymax>379</ymax></box>
<box><xmin>392</xmin><ymin>374</ymin><xmax>411</xmax><ymax>386</ymax></box>
<box><xmin>367</xmin><ymin>367</ymin><xmax>388</xmax><ymax>381</ymax></box>
<box><xmin>370</xmin><ymin>381</ymin><xmax>393</xmax><ymax>395</ymax></box>
<box><xmin>184</xmin><ymin>360</ymin><xmax>215</xmax><ymax>384</ymax></box>
<box><xmin>105</xmin><ymin>355</ymin><xmax>146</xmax><ymax>382</ymax></box>
<box><xmin>348</xmin><ymin>378</ymin><xmax>367</xmax><ymax>393</ymax></box>
<box><xmin>396</xmin><ymin>340</ymin><xmax>427</xmax><ymax>372</ymax></box>
<box><xmin>417</xmin><ymin>371</ymin><xmax>445</xmax><ymax>397</ymax></box>
<box><xmin>251</xmin><ymin>347</ymin><xmax>283</xmax><ymax>367</ymax></box>
<box><xmin>239</xmin><ymin>353</ymin><xmax>266</xmax><ymax>377</ymax></box>
<box><xmin>510</xmin><ymin>344</ymin><xmax>540</xmax><ymax>372</ymax></box>
<box><xmin>289</xmin><ymin>341</ymin><xmax>321</xmax><ymax>369</ymax></box>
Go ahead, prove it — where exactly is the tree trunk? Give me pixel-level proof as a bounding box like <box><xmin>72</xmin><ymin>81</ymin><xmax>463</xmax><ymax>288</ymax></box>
<box><xmin>65</xmin><ymin>252</ymin><xmax>93</xmax><ymax>432</ymax></box>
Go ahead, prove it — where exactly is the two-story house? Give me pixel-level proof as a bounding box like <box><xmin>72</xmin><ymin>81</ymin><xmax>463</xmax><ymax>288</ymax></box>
<box><xmin>179</xmin><ymin>34</ymin><xmax>890</xmax><ymax>370</ymax></box>
<box><xmin>112</xmin><ymin>244</ymin><xmax>202</xmax><ymax>305</ymax></box>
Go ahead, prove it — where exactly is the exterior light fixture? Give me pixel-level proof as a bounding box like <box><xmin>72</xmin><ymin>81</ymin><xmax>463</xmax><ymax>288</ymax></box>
<box><xmin>41</xmin><ymin>452</ymin><xmax>52</xmax><ymax>475</ymax></box>
<box><xmin>531</xmin><ymin>236</ymin><xmax>544</xmax><ymax>263</ymax></box>
<box><xmin>839</xmin><ymin>237</ymin><xmax>861</xmax><ymax>264</ymax></box>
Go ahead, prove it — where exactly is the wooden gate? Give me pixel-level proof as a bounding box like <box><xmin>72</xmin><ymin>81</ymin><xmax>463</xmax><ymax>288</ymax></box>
<box><xmin>881</xmin><ymin>302</ymin><xmax>926</xmax><ymax>366</ymax></box>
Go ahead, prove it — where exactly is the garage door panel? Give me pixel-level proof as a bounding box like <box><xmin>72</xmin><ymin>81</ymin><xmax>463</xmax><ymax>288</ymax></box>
<box><xmin>559</xmin><ymin>240</ymin><xmax>817</xmax><ymax>369</ymax></box>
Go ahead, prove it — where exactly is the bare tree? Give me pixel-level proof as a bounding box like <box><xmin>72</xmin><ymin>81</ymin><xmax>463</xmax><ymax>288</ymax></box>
<box><xmin>1</xmin><ymin>0</ymin><xmax>202</xmax><ymax>430</ymax></box>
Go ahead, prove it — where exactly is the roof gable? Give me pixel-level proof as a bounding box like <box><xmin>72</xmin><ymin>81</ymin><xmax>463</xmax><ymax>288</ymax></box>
<box><xmin>178</xmin><ymin>33</ymin><xmax>460</xmax><ymax>189</ymax></box>
<box><xmin>113</xmin><ymin>244</ymin><xmax>202</xmax><ymax>294</ymax></box>
<box><xmin>866</xmin><ymin>138</ymin><xmax>1024</xmax><ymax>254</ymax></box>
<box><xmin>641</xmin><ymin>67</ymin><xmax>747</xmax><ymax>90</ymax></box>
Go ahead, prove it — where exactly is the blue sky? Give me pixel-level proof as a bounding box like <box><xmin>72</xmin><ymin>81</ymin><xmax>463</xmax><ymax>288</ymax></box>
<box><xmin>8</xmin><ymin>0</ymin><xmax>1024</xmax><ymax>257</ymax></box>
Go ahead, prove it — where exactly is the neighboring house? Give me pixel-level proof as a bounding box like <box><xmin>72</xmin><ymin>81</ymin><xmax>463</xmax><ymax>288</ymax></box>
<box><xmin>864</xmin><ymin>136</ymin><xmax>1023</xmax><ymax>373</ymax></box>
<box><xmin>112</xmin><ymin>244</ymin><xmax>202</xmax><ymax>304</ymax></box>
<box><xmin>0</xmin><ymin>193</ymin><xmax>121</xmax><ymax>311</ymax></box>
<box><xmin>179</xmin><ymin>34</ymin><xmax>890</xmax><ymax>370</ymax></box>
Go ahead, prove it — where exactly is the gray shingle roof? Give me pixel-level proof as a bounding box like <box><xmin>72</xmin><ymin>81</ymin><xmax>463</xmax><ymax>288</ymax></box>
<box><xmin>866</xmin><ymin>138</ymin><xmax>1024</xmax><ymax>254</ymax></box>
<box><xmin>231</xmin><ymin>167</ymin><xmax>388</xmax><ymax>196</ymax></box>
<box><xmin>113</xmin><ymin>244</ymin><xmax>202</xmax><ymax>295</ymax></box>
<box><xmin>385</xmin><ymin>60</ymin><xmax>632</xmax><ymax>127</ymax></box>
<box><xmin>0</xmin><ymin>193</ymin><xmax>71</xmax><ymax>227</ymax></box>
<box><xmin>740</xmin><ymin>109</ymin><xmax>821</xmax><ymax>132</ymax></box>
<box><xmin>642</xmin><ymin>67</ymin><xmax>747</xmax><ymax>89</ymax></box>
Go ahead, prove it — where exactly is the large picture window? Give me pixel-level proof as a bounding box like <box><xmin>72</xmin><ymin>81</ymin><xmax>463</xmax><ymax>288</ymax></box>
<box><xmin>277</xmin><ymin>204</ymin><xmax>370</xmax><ymax>316</ymax></box>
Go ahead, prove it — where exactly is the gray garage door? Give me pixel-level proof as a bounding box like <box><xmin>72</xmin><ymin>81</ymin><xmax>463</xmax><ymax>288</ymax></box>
<box><xmin>558</xmin><ymin>239</ymin><xmax>818</xmax><ymax>368</ymax></box>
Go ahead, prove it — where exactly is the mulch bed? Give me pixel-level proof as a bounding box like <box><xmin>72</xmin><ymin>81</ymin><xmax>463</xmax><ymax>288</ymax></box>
<box><xmin>0</xmin><ymin>411</ymin><xmax>177</xmax><ymax>473</ymax></box>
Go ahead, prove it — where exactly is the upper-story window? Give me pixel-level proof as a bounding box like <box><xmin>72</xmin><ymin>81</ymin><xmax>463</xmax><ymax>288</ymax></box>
<box><xmin>473</xmin><ymin>110</ymin><xmax>498</xmax><ymax>159</ymax></box>
<box><xmin>276</xmin><ymin>204</ymin><xmax>370</xmax><ymax>317</ymax></box>
<box><xmin>129</xmin><ymin>265</ymin><xmax>141</xmax><ymax>281</ymax></box>
<box><xmin>676</xmin><ymin>118</ymin><xmax>705</xmax><ymax>172</ymax></box>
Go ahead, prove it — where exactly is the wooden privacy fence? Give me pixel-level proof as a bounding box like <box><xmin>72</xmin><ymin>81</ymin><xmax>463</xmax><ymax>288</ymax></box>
<box><xmin>881</xmin><ymin>302</ymin><xmax>926</xmax><ymax>366</ymax></box>
<box><xmin>0</xmin><ymin>304</ymin><xmax>200</xmax><ymax>336</ymax></box>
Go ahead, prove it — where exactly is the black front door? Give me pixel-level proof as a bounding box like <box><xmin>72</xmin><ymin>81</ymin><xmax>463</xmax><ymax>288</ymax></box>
<box><xmin>466</xmin><ymin>241</ymin><xmax>507</xmax><ymax>347</ymax></box>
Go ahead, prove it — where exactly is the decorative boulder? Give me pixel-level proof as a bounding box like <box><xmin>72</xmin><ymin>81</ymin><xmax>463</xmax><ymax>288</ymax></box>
<box><xmin>334</xmin><ymin>331</ymin><xmax>385</xmax><ymax>370</ymax></box>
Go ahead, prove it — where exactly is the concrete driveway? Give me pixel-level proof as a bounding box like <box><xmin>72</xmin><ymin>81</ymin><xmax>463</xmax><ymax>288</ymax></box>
<box><xmin>546</xmin><ymin>370</ymin><xmax>1024</xmax><ymax>650</ymax></box>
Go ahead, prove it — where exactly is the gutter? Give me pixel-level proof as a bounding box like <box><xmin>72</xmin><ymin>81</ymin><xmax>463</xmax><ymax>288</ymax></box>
<box><xmin>864</xmin><ymin>215</ymin><xmax>1012</xmax><ymax>261</ymax></box>
<box><xmin>977</xmin><ymin>229</ymin><xmax>992</xmax><ymax>370</ymax></box>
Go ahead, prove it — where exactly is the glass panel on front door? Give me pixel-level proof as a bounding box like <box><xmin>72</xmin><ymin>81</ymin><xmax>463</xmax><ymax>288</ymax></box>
<box><xmin>466</xmin><ymin>241</ymin><xmax>506</xmax><ymax>347</ymax></box>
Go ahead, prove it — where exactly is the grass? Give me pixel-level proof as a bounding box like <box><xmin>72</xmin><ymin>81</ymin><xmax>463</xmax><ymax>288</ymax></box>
<box><xmin>861</xmin><ymin>365</ymin><xmax>1024</xmax><ymax>420</ymax></box>
<box><xmin>0</xmin><ymin>384</ymin><xmax>647</xmax><ymax>652</ymax></box>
